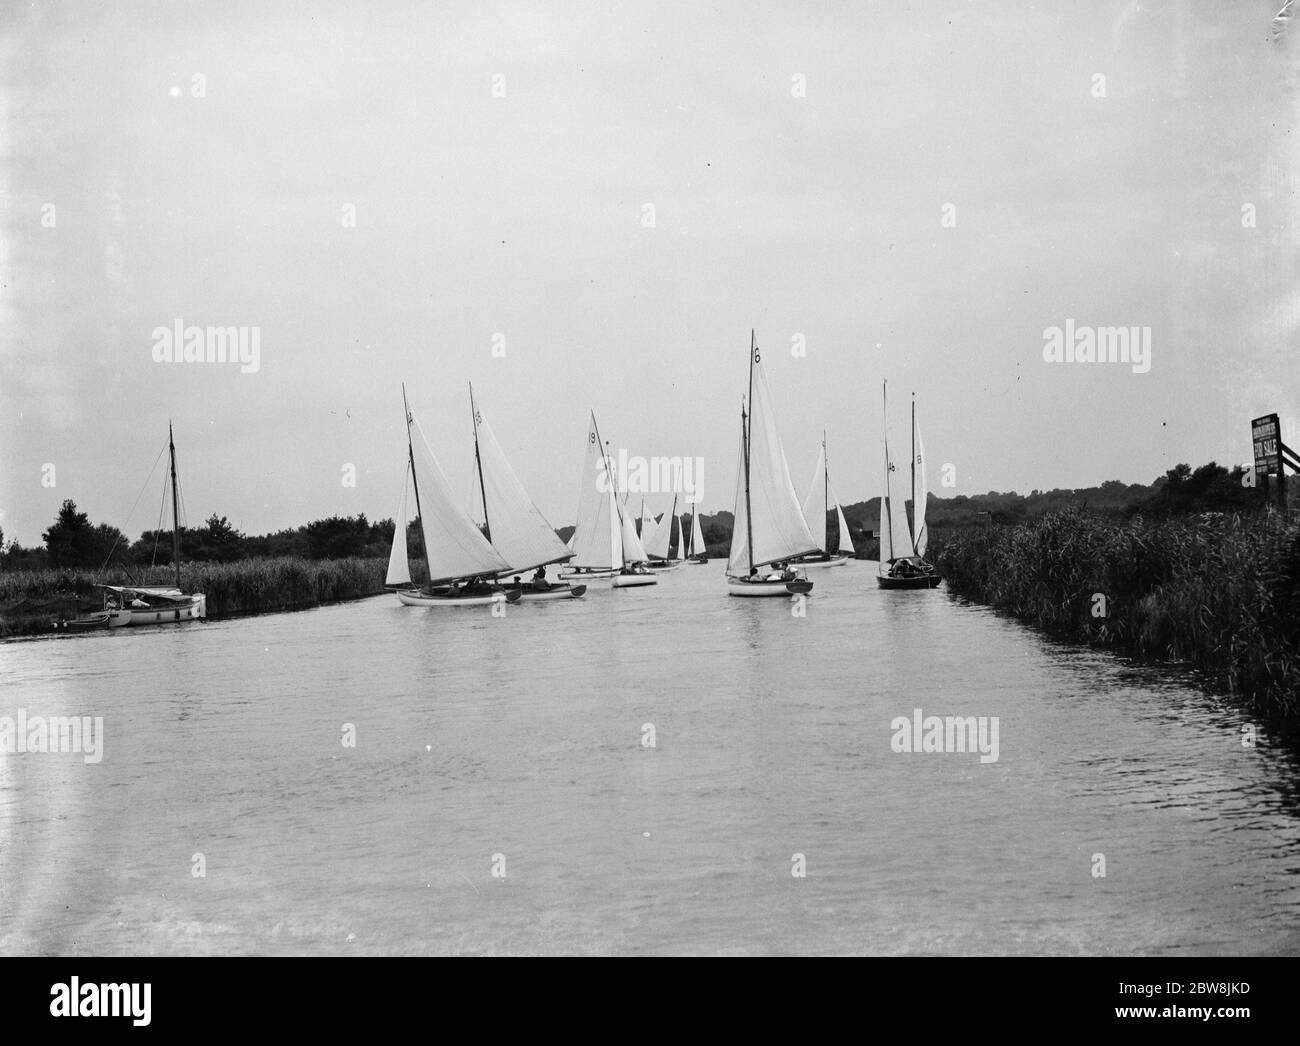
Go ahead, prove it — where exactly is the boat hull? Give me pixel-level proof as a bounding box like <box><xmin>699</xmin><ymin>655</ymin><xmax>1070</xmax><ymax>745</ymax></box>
<box><xmin>612</xmin><ymin>572</ymin><xmax>657</xmax><ymax>588</ymax></box>
<box><xmin>108</xmin><ymin>595</ymin><xmax>206</xmax><ymax>627</ymax></box>
<box><xmin>560</xmin><ymin>568</ymin><xmax>617</xmax><ymax>579</ymax></box>
<box><xmin>726</xmin><ymin>577</ymin><xmax>813</xmax><ymax>597</ymax></box>
<box><xmin>646</xmin><ymin>559</ymin><xmax>680</xmax><ymax>571</ymax></box>
<box><xmin>793</xmin><ymin>553</ymin><xmax>849</xmax><ymax>568</ymax></box>
<box><xmin>506</xmin><ymin>583</ymin><xmax>587</xmax><ymax>601</ymax></box>
<box><xmin>876</xmin><ymin>573</ymin><xmax>941</xmax><ymax>590</ymax></box>
<box><xmin>396</xmin><ymin>588</ymin><xmax>522</xmax><ymax>607</ymax></box>
<box><xmin>60</xmin><ymin>611</ymin><xmax>111</xmax><ymax>631</ymax></box>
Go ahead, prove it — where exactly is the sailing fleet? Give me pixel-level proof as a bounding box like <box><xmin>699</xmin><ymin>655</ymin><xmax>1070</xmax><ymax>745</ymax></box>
<box><xmin>63</xmin><ymin>332</ymin><xmax>942</xmax><ymax>629</ymax></box>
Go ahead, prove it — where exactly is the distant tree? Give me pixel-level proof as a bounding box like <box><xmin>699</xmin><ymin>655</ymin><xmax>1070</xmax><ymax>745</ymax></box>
<box><xmin>43</xmin><ymin>500</ymin><xmax>126</xmax><ymax>569</ymax></box>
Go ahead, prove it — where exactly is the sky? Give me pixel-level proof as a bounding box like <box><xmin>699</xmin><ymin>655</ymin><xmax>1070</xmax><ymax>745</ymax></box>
<box><xmin>1</xmin><ymin>0</ymin><xmax>1297</xmax><ymax>545</ymax></box>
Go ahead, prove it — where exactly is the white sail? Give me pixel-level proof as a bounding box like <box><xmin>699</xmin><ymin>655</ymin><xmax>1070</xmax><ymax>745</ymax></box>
<box><xmin>570</xmin><ymin>412</ymin><xmax>622</xmax><ymax>570</ymax></box>
<box><xmin>727</xmin><ymin>424</ymin><xmax>750</xmax><ymax>576</ymax></box>
<box><xmin>879</xmin><ymin>388</ymin><xmax>915</xmax><ymax>570</ymax></box>
<box><xmin>690</xmin><ymin>507</ymin><xmax>705</xmax><ymax>557</ymax></box>
<box><xmin>800</xmin><ymin>444</ymin><xmax>829</xmax><ymax>552</ymax></box>
<box><xmin>385</xmin><ymin>461</ymin><xmax>413</xmax><ymax>586</ymax></box>
<box><xmin>473</xmin><ymin>408</ymin><xmax>573</xmax><ymax>573</ymax></box>
<box><xmin>642</xmin><ymin>495</ymin><xmax>676</xmax><ymax>560</ymax></box>
<box><xmin>619</xmin><ymin>495</ymin><xmax>649</xmax><ymax>563</ymax></box>
<box><xmin>832</xmin><ymin>488</ymin><xmax>855</xmax><ymax>555</ymax></box>
<box><xmin>410</xmin><ymin>412</ymin><xmax>511</xmax><ymax>583</ymax></box>
<box><xmin>672</xmin><ymin>512</ymin><xmax>683</xmax><ymax>559</ymax></box>
<box><xmin>742</xmin><ymin>351</ymin><xmax>819</xmax><ymax>568</ymax></box>
<box><xmin>911</xmin><ymin>409</ymin><xmax>928</xmax><ymax>557</ymax></box>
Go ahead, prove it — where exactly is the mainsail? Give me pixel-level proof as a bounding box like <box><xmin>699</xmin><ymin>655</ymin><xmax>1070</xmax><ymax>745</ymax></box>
<box><xmin>569</xmin><ymin>412</ymin><xmax>622</xmax><ymax>570</ymax></box>
<box><xmin>619</xmin><ymin>495</ymin><xmax>650</xmax><ymax>563</ymax></box>
<box><xmin>728</xmin><ymin>339</ymin><xmax>818</xmax><ymax>576</ymax></box>
<box><xmin>800</xmin><ymin>443</ymin><xmax>829</xmax><ymax>552</ymax></box>
<box><xmin>642</xmin><ymin>494</ymin><xmax>676</xmax><ymax>560</ymax></box>
<box><xmin>410</xmin><ymin>409</ymin><xmax>511</xmax><ymax>583</ymax></box>
<box><xmin>911</xmin><ymin>406</ymin><xmax>928</xmax><ymax>557</ymax></box>
<box><xmin>833</xmin><ymin>490</ymin><xmax>855</xmax><ymax>555</ymax></box>
<box><xmin>878</xmin><ymin>383</ymin><xmax>916</xmax><ymax>568</ymax></box>
<box><xmin>690</xmin><ymin>507</ymin><xmax>705</xmax><ymax>556</ymax></box>
<box><xmin>386</xmin><ymin>461</ymin><xmax>413</xmax><ymax>586</ymax></box>
<box><xmin>726</xmin><ymin>421</ymin><xmax>750</xmax><ymax>576</ymax></box>
<box><xmin>472</xmin><ymin>398</ymin><xmax>573</xmax><ymax>573</ymax></box>
<box><xmin>671</xmin><ymin>511</ymin><xmax>682</xmax><ymax>559</ymax></box>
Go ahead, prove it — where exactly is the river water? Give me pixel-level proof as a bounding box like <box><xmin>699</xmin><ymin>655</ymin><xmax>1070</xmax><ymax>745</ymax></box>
<box><xmin>2</xmin><ymin>561</ymin><xmax>1298</xmax><ymax>955</ymax></box>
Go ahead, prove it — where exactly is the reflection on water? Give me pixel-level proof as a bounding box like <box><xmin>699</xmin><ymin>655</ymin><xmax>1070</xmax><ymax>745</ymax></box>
<box><xmin>1</xmin><ymin>561</ymin><xmax>1298</xmax><ymax>955</ymax></box>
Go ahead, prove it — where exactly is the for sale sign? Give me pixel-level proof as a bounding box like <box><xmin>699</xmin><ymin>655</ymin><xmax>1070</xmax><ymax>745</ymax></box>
<box><xmin>1252</xmin><ymin>414</ymin><xmax>1280</xmax><ymax>476</ymax></box>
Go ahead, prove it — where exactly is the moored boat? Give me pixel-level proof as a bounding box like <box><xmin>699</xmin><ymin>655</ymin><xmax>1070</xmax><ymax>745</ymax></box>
<box><xmin>725</xmin><ymin>332</ymin><xmax>817</xmax><ymax>597</ymax></box>
<box><xmin>106</xmin><ymin>424</ymin><xmax>207</xmax><ymax>628</ymax></box>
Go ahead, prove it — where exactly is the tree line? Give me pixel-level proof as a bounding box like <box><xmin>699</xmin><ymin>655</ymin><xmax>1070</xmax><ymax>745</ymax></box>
<box><xmin>0</xmin><ymin>462</ymin><xmax>1269</xmax><ymax>572</ymax></box>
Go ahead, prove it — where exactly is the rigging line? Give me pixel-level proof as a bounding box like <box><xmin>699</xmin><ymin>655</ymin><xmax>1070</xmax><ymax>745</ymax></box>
<box><xmin>96</xmin><ymin>441</ymin><xmax>167</xmax><ymax>577</ymax></box>
<box><xmin>150</xmin><ymin>468</ymin><xmax>168</xmax><ymax>568</ymax></box>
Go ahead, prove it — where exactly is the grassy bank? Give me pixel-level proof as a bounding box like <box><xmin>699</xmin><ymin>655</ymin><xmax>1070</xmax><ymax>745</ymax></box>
<box><xmin>0</xmin><ymin>556</ymin><xmax>392</xmax><ymax>637</ymax></box>
<box><xmin>934</xmin><ymin>508</ymin><xmax>1300</xmax><ymax>726</ymax></box>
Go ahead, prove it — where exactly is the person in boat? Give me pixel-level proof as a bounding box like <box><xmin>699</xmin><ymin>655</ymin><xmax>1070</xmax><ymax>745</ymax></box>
<box><xmin>532</xmin><ymin>566</ymin><xmax>551</xmax><ymax>591</ymax></box>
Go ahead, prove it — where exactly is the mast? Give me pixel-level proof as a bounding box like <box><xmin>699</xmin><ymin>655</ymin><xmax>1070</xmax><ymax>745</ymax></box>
<box><xmin>168</xmin><ymin>422</ymin><xmax>181</xmax><ymax>590</ymax></box>
<box><xmin>823</xmin><ymin>428</ymin><xmax>829</xmax><ymax>552</ymax></box>
<box><xmin>744</xmin><ymin>330</ymin><xmax>756</xmax><ymax>576</ymax></box>
<box><xmin>469</xmin><ymin>382</ymin><xmax>491</xmax><ymax>543</ymax></box>
<box><xmin>403</xmin><ymin>383</ymin><xmax>432</xmax><ymax>587</ymax></box>
<box><xmin>910</xmin><ymin>393</ymin><xmax>917</xmax><ymax>556</ymax></box>
<box><xmin>591</xmin><ymin>413</ymin><xmax>622</xmax><ymax>567</ymax></box>
<box><xmin>669</xmin><ymin>492</ymin><xmax>678</xmax><ymax>557</ymax></box>
<box><xmin>882</xmin><ymin>381</ymin><xmax>895</xmax><ymax>565</ymax></box>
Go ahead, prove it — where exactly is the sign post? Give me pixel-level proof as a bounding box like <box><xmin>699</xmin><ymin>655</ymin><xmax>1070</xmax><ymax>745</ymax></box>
<box><xmin>1252</xmin><ymin>413</ymin><xmax>1299</xmax><ymax>510</ymax></box>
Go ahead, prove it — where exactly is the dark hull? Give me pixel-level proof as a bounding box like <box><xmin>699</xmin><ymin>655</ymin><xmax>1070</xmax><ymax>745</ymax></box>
<box><xmin>876</xmin><ymin>573</ymin><xmax>942</xmax><ymax>590</ymax></box>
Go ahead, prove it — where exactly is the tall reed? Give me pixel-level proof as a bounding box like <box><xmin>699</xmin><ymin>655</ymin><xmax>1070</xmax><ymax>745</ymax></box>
<box><xmin>0</xmin><ymin>556</ymin><xmax>392</xmax><ymax>636</ymax></box>
<box><xmin>936</xmin><ymin>508</ymin><xmax>1300</xmax><ymax>725</ymax></box>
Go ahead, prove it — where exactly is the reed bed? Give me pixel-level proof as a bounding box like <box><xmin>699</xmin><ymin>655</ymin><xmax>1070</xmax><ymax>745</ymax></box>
<box><xmin>0</xmin><ymin>556</ymin><xmax>392</xmax><ymax>636</ymax></box>
<box><xmin>935</xmin><ymin>508</ymin><xmax>1300</xmax><ymax>725</ymax></box>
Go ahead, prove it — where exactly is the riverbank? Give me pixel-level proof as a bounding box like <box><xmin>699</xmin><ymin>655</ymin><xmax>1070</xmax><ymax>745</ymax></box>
<box><xmin>0</xmin><ymin>556</ymin><xmax>391</xmax><ymax>637</ymax></box>
<box><xmin>934</xmin><ymin>508</ymin><xmax>1300</xmax><ymax>728</ymax></box>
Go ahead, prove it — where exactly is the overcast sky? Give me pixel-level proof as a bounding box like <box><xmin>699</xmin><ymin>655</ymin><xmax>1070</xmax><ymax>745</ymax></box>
<box><xmin>1</xmin><ymin>1</ymin><xmax>1296</xmax><ymax>545</ymax></box>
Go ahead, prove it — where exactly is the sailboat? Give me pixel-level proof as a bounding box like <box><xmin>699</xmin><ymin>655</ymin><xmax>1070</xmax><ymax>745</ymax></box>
<box><xmin>877</xmin><ymin>382</ymin><xmax>941</xmax><ymax>589</ymax></box>
<box><xmin>615</xmin><ymin>493</ymin><xmax>658</xmax><ymax>587</ymax></box>
<box><xmin>467</xmin><ymin>385</ymin><xmax>585</xmax><ymax>601</ymax></box>
<box><xmin>682</xmin><ymin>505</ymin><xmax>708</xmax><ymax>563</ymax></box>
<box><xmin>793</xmin><ymin>430</ymin><xmax>854</xmax><ymax>568</ymax></box>
<box><xmin>101</xmin><ymin>423</ymin><xmax>208</xmax><ymax>627</ymax></box>
<box><xmin>560</xmin><ymin>412</ymin><xmax>657</xmax><ymax>589</ymax></box>
<box><xmin>386</xmin><ymin>385</ymin><xmax>522</xmax><ymax>607</ymax></box>
<box><xmin>641</xmin><ymin>492</ymin><xmax>679</xmax><ymax>569</ymax></box>
<box><xmin>726</xmin><ymin>332</ymin><xmax>817</xmax><ymax>597</ymax></box>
